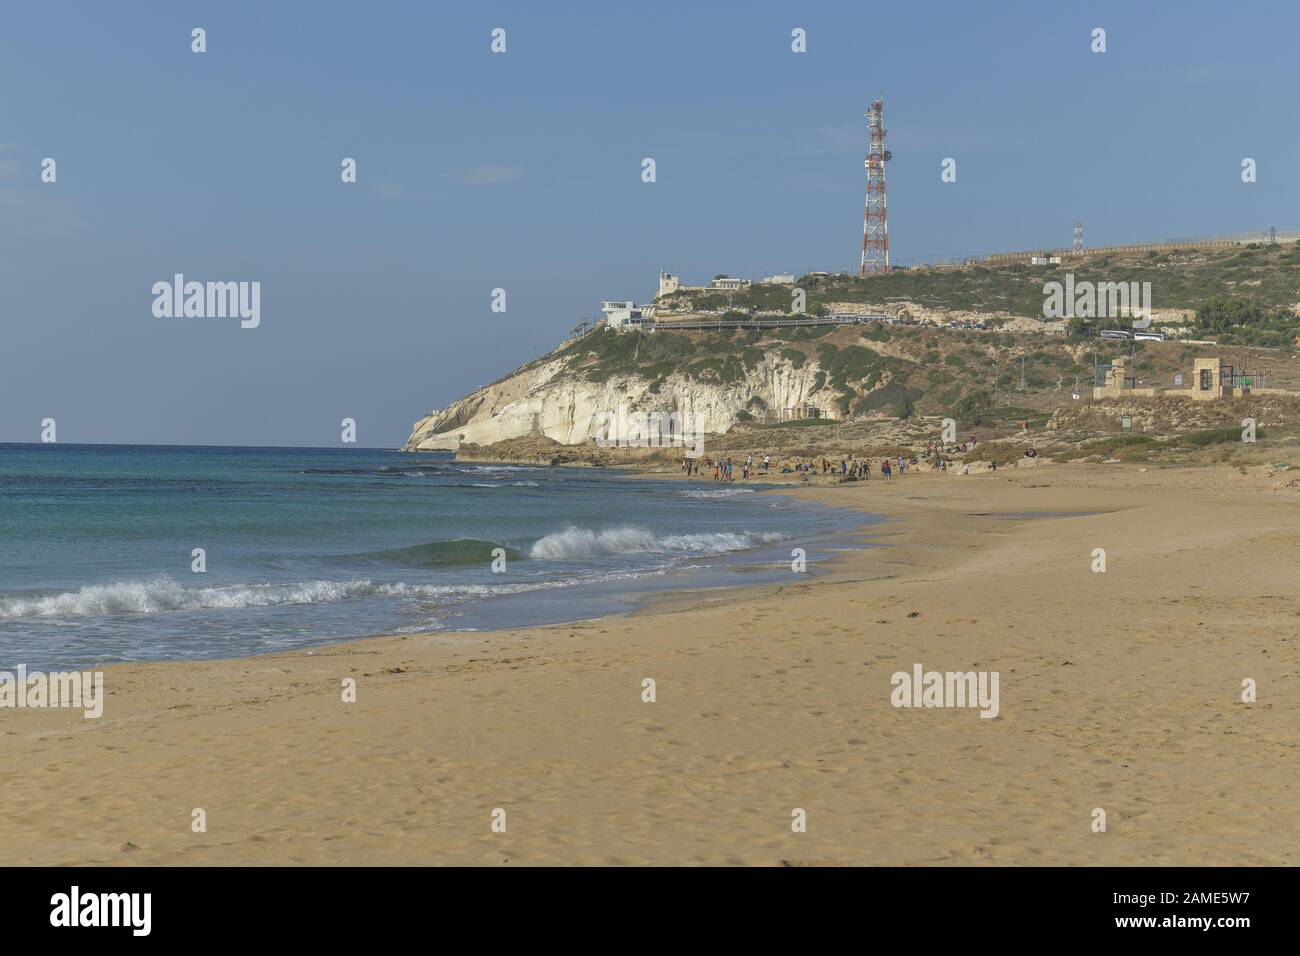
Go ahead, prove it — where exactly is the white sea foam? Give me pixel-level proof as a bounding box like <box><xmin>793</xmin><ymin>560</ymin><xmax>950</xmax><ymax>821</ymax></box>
<box><xmin>0</xmin><ymin>566</ymin><xmax>669</xmax><ymax>620</ymax></box>
<box><xmin>678</xmin><ymin>488</ymin><xmax>758</xmax><ymax>499</ymax></box>
<box><xmin>528</xmin><ymin>526</ymin><xmax>786</xmax><ymax>560</ymax></box>
<box><xmin>0</xmin><ymin>577</ymin><xmax>443</xmax><ymax>618</ymax></box>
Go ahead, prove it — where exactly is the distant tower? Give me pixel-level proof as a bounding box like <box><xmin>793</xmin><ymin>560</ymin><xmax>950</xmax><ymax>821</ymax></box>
<box><xmin>859</xmin><ymin>97</ymin><xmax>891</xmax><ymax>275</ymax></box>
<box><xmin>1269</xmin><ymin>224</ymin><xmax>1278</xmax><ymax>244</ymax></box>
<box><xmin>1073</xmin><ymin>221</ymin><xmax>1084</xmax><ymax>252</ymax></box>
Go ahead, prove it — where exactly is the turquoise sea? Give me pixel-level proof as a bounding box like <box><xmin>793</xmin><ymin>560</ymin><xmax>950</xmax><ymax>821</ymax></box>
<box><xmin>0</xmin><ymin>444</ymin><xmax>874</xmax><ymax>669</ymax></box>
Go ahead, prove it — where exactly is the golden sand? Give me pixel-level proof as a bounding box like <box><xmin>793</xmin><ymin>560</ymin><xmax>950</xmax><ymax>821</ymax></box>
<box><xmin>3</xmin><ymin>462</ymin><xmax>1297</xmax><ymax>865</ymax></box>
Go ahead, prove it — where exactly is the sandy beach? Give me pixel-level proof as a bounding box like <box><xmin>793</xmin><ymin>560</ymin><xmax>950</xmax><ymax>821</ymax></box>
<box><xmin>4</xmin><ymin>461</ymin><xmax>1298</xmax><ymax>866</ymax></box>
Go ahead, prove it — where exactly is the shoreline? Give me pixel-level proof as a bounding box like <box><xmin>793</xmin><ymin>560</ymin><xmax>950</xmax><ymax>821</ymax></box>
<box><xmin>4</xmin><ymin>461</ymin><xmax>1298</xmax><ymax>865</ymax></box>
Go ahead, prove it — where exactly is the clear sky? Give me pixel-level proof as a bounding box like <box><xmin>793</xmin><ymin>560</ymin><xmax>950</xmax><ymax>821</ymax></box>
<box><xmin>2</xmin><ymin>0</ymin><xmax>1296</xmax><ymax>446</ymax></box>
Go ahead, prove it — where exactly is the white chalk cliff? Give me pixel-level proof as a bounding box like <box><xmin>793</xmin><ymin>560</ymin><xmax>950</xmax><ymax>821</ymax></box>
<box><xmin>403</xmin><ymin>349</ymin><xmax>840</xmax><ymax>451</ymax></box>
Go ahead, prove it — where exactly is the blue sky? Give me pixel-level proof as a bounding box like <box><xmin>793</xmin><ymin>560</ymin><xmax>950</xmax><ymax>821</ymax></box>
<box><xmin>2</xmin><ymin>0</ymin><xmax>1296</xmax><ymax>446</ymax></box>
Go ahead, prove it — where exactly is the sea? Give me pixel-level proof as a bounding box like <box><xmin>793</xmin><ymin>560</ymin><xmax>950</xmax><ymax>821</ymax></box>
<box><xmin>0</xmin><ymin>444</ymin><xmax>876</xmax><ymax>670</ymax></box>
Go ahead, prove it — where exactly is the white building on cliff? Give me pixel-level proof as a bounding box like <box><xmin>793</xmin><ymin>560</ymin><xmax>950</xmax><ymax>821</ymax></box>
<box><xmin>601</xmin><ymin>300</ymin><xmax>655</xmax><ymax>332</ymax></box>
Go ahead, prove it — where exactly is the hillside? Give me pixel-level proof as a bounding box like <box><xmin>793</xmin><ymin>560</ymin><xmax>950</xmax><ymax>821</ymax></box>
<box><xmin>405</xmin><ymin>319</ymin><xmax>1300</xmax><ymax>452</ymax></box>
<box><xmin>669</xmin><ymin>242</ymin><xmax>1300</xmax><ymax>328</ymax></box>
<box><xmin>404</xmin><ymin>242</ymin><xmax>1300</xmax><ymax>454</ymax></box>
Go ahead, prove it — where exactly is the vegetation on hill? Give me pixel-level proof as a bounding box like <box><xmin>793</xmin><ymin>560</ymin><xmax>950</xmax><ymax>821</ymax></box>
<box><xmin>476</xmin><ymin>243</ymin><xmax>1300</xmax><ymax>430</ymax></box>
<box><xmin>1191</xmin><ymin>295</ymin><xmax>1300</xmax><ymax>347</ymax></box>
<box><xmin>544</xmin><ymin>323</ymin><xmax>1076</xmax><ymax>421</ymax></box>
<box><xmin>660</xmin><ymin>242</ymin><xmax>1300</xmax><ymax>321</ymax></box>
<box><xmin>540</xmin><ymin>311</ymin><xmax>1300</xmax><ymax>428</ymax></box>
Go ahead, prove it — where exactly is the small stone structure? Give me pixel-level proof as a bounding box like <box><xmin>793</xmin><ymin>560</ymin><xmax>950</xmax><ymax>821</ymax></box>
<box><xmin>1093</xmin><ymin>357</ymin><xmax>1156</xmax><ymax>399</ymax></box>
<box><xmin>1191</xmin><ymin>358</ymin><xmax>1227</xmax><ymax>401</ymax></box>
<box><xmin>1094</xmin><ymin>355</ymin><xmax>1292</xmax><ymax>401</ymax></box>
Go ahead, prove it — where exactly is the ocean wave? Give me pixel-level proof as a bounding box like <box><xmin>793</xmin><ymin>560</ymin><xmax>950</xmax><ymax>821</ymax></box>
<box><xmin>528</xmin><ymin>526</ymin><xmax>786</xmax><ymax>560</ymax></box>
<box><xmin>678</xmin><ymin>488</ymin><xmax>758</xmax><ymax>499</ymax></box>
<box><xmin>360</xmin><ymin>539</ymin><xmax>519</xmax><ymax>567</ymax></box>
<box><xmin>301</xmin><ymin>465</ymin><xmax>458</xmax><ymax>478</ymax></box>
<box><xmin>465</xmin><ymin>480</ymin><xmax>541</xmax><ymax>488</ymax></box>
<box><xmin>0</xmin><ymin>577</ymin><xmax>445</xmax><ymax>618</ymax></box>
<box><xmin>0</xmin><ymin>566</ymin><xmax>676</xmax><ymax>620</ymax></box>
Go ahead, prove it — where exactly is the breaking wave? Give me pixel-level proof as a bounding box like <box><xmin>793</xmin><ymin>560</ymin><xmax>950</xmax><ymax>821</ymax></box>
<box><xmin>528</xmin><ymin>526</ymin><xmax>786</xmax><ymax>560</ymax></box>
<box><xmin>0</xmin><ymin>577</ymin><xmax>451</xmax><ymax>619</ymax></box>
<box><xmin>0</xmin><ymin>566</ymin><xmax>681</xmax><ymax>620</ymax></box>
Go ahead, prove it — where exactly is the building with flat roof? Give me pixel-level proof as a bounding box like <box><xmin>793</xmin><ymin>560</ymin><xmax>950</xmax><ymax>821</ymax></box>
<box><xmin>601</xmin><ymin>300</ymin><xmax>655</xmax><ymax>332</ymax></box>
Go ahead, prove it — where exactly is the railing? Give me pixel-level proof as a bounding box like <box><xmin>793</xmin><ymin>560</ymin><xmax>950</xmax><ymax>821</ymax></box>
<box><xmin>1225</xmin><ymin>370</ymin><xmax>1267</xmax><ymax>389</ymax></box>
<box><xmin>647</xmin><ymin>312</ymin><xmax>886</xmax><ymax>332</ymax></box>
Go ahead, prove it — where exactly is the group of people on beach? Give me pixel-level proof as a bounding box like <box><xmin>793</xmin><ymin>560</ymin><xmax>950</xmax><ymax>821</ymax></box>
<box><xmin>679</xmin><ymin>435</ymin><xmax>991</xmax><ymax>483</ymax></box>
<box><xmin>791</xmin><ymin>457</ymin><xmax>896</xmax><ymax>481</ymax></box>
<box><xmin>680</xmin><ymin>454</ymin><xmax>917</xmax><ymax>482</ymax></box>
<box><xmin>682</xmin><ymin>453</ymin><xmax>772</xmax><ymax>482</ymax></box>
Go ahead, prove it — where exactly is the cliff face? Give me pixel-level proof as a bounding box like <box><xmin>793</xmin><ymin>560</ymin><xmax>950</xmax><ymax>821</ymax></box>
<box><xmin>403</xmin><ymin>350</ymin><xmax>838</xmax><ymax>451</ymax></box>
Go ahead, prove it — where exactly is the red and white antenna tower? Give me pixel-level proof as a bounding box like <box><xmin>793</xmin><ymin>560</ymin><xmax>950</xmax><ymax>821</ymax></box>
<box><xmin>859</xmin><ymin>96</ymin><xmax>891</xmax><ymax>275</ymax></box>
